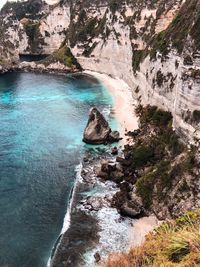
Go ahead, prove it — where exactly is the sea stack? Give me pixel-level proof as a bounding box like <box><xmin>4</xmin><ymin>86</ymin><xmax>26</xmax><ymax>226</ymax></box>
<box><xmin>83</xmin><ymin>107</ymin><xmax>121</xmax><ymax>144</ymax></box>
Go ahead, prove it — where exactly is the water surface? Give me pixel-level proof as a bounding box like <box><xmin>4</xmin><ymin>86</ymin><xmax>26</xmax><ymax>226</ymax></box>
<box><xmin>0</xmin><ymin>72</ymin><xmax>115</xmax><ymax>267</ymax></box>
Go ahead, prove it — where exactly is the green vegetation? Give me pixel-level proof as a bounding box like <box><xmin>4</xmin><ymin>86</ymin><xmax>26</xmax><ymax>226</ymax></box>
<box><xmin>190</xmin><ymin>69</ymin><xmax>200</xmax><ymax>79</ymax></box>
<box><xmin>24</xmin><ymin>21</ymin><xmax>40</xmax><ymax>44</ymax></box>
<box><xmin>1</xmin><ymin>0</ymin><xmax>44</xmax><ymax>20</ymax></box>
<box><xmin>149</xmin><ymin>0</ymin><xmax>200</xmax><ymax>59</ymax></box>
<box><xmin>191</xmin><ymin>15</ymin><xmax>200</xmax><ymax>51</ymax></box>
<box><xmin>132</xmin><ymin>50</ymin><xmax>146</xmax><ymax>72</ymax></box>
<box><xmin>42</xmin><ymin>45</ymin><xmax>81</xmax><ymax>69</ymax></box>
<box><xmin>131</xmin><ymin>145</ymin><xmax>154</xmax><ymax>168</ymax></box>
<box><xmin>192</xmin><ymin>110</ymin><xmax>200</xmax><ymax>123</ymax></box>
<box><xmin>23</xmin><ymin>20</ymin><xmax>44</xmax><ymax>53</ymax></box>
<box><xmin>138</xmin><ymin>105</ymin><xmax>173</xmax><ymax>126</ymax></box>
<box><xmin>103</xmin><ymin>209</ymin><xmax>200</xmax><ymax>267</ymax></box>
<box><xmin>125</xmin><ymin>105</ymin><xmax>197</xmax><ymax>210</ymax></box>
<box><xmin>150</xmin><ymin>31</ymin><xmax>168</xmax><ymax>59</ymax></box>
<box><xmin>109</xmin><ymin>0</ymin><xmax>120</xmax><ymax>14</ymax></box>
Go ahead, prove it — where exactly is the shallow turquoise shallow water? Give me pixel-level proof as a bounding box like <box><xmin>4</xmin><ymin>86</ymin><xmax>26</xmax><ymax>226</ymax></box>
<box><xmin>0</xmin><ymin>72</ymin><xmax>116</xmax><ymax>267</ymax></box>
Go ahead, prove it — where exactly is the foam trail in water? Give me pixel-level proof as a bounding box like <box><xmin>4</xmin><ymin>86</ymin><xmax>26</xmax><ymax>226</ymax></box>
<box><xmin>61</xmin><ymin>163</ymin><xmax>82</xmax><ymax>234</ymax></box>
<box><xmin>47</xmin><ymin>162</ymin><xmax>83</xmax><ymax>267</ymax></box>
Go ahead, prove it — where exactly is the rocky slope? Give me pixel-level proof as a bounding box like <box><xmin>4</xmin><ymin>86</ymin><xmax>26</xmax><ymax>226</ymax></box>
<box><xmin>97</xmin><ymin>106</ymin><xmax>200</xmax><ymax>220</ymax></box>
<box><xmin>0</xmin><ymin>0</ymin><xmax>199</xmax><ymax>142</ymax></box>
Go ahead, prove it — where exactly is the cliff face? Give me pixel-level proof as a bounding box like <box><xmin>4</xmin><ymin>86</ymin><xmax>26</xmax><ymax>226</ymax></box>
<box><xmin>0</xmin><ymin>0</ymin><xmax>199</xmax><ymax>142</ymax></box>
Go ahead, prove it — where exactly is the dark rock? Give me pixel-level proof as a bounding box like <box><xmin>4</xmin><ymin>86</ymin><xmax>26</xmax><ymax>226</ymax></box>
<box><xmin>116</xmin><ymin>156</ymin><xmax>132</xmax><ymax>166</ymax></box>
<box><xmin>83</xmin><ymin>107</ymin><xmax>121</xmax><ymax>144</ymax></box>
<box><xmin>96</xmin><ymin>167</ymin><xmax>109</xmax><ymax>179</ymax></box>
<box><xmin>110</xmin><ymin>170</ymin><xmax>124</xmax><ymax>183</ymax></box>
<box><xmin>94</xmin><ymin>252</ymin><xmax>101</xmax><ymax>263</ymax></box>
<box><xmin>83</xmin><ymin>157</ymin><xmax>89</xmax><ymax>162</ymax></box>
<box><xmin>116</xmin><ymin>156</ymin><xmax>125</xmax><ymax>163</ymax></box>
<box><xmin>120</xmin><ymin>201</ymin><xmax>143</xmax><ymax>218</ymax></box>
<box><xmin>183</xmin><ymin>55</ymin><xmax>193</xmax><ymax>66</ymax></box>
<box><xmin>111</xmin><ymin>146</ymin><xmax>118</xmax><ymax>155</ymax></box>
<box><xmin>109</xmin><ymin>131</ymin><xmax>122</xmax><ymax>142</ymax></box>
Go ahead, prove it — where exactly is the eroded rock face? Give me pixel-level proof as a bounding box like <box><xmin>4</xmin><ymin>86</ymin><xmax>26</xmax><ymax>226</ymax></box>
<box><xmin>83</xmin><ymin>107</ymin><xmax>121</xmax><ymax>144</ymax></box>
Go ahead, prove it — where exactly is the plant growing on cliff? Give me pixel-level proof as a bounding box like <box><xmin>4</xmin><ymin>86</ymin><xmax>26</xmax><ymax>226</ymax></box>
<box><xmin>23</xmin><ymin>20</ymin><xmax>45</xmax><ymax>53</ymax></box>
<box><xmin>42</xmin><ymin>45</ymin><xmax>81</xmax><ymax>69</ymax></box>
<box><xmin>192</xmin><ymin>110</ymin><xmax>200</xmax><ymax>124</ymax></box>
<box><xmin>119</xmin><ymin>105</ymin><xmax>198</xmax><ymax>217</ymax></box>
<box><xmin>102</xmin><ymin>210</ymin><xmax>200</xmax><ymax>267</ymax></box>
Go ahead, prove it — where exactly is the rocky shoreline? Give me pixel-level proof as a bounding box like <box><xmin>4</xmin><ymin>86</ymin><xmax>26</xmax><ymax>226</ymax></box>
<box><xmin>0</xmin><ymin>63</ymin><xmax>80</xmax><ymax>76</ymax></box>
<box><xmin>49</xmin><ymin>146</ymin><xmax>159</xmax><ymax>267</ymax></box>
<box><xmin>1</xmin><ymin>66</ymin><xmax>197</xmax><ymax>266</ymax></box>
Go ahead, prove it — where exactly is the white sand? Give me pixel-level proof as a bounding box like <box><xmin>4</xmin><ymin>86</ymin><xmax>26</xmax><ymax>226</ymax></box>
<box><xmin>129</xmin><ymin>216</ymin><xmax>160</xmax><ymax>247</ymax></box>
<box><xmin>84</xmin><ymin>71</ymin><xmax>139</xmax><ymax>142</ymax></box>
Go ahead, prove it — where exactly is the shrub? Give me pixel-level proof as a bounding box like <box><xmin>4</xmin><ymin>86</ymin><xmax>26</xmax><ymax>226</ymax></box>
<box><xmin>132</xmin><ymin>145</ymin><xmax>155</xmax><ymax>168</ymax></box>
<box><xmin>43</xmin><ymin>46</ymin><xmax>81</xmax><ymax>69</ymax></box>
<box><xmin>151</xmin><ymin>109</ymin><xmax>173</xmax><ymax>126</ymax></box>
<box><xmin>139</xmin><ymin>106</ymin><xmax>172</xmax><ymax>126</ymax></box>
<box><xmin>136</xmin><ymin>172</ymin><xmax>155</xmax><ymax>208</ymax></box>
<box><xmin>192</xmin><ymin>110</ymin><xmax>200</xmax><ymax>123</ymax></box>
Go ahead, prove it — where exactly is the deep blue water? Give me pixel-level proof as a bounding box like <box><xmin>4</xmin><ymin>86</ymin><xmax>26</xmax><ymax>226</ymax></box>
<box><xmin>0</xmin><ymin>72</ymin><xmax>115</xmax><ymax>267</ymax></box>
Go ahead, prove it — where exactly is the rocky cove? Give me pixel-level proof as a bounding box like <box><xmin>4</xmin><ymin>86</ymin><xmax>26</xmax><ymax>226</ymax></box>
<box><xmin>0</xmin><ymin>0</ymin><xmax>199</xmax><ymax>266</ymax></box>
<box><xmin>48</xmin><ymin>86</ymin><xmax>200</xmax><ymax>267</ymax></box>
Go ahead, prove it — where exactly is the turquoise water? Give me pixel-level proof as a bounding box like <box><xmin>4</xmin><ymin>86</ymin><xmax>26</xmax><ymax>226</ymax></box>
<box><xmin>0</xmin><ymin>72</ymin><xmax>116</xmax><ymax>267</ymax></box>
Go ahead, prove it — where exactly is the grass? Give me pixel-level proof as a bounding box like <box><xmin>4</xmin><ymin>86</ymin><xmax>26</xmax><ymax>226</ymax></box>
<box><xmin>102</xmin><ymin>210</ymin><xmax>200</xmax><ymax>267</ymax></box>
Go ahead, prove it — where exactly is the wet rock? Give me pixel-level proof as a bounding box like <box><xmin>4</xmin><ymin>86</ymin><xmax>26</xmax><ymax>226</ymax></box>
<box><xmin>120</xmin><ymin>201</ymin><xmax>143</xmax><ymax>218</ymax></box>
<box><xmin>94</xmin><ymin>252</ymin><xmax>101</xmax><ymax>263</ymax></box>
<box><xmin>116</xmin><ymin>156</ymin><xmax>132</xmax><ymax>166</ymax></box>
<box><xmin>109</xmin><ymin>131</ymin><xmax>121</xmax><ymax>142</ymax></box>
<box><xmin>83</xmin><ymin>196</ymin><xmax>108</xmax><ymax>211</ymax></box>
<box><xmin>96</xmin><ymin>166</ymin><xmax>109</xmax><ymax>179</ymax></box>
<box><xmin>110</xmin><ymin>170</ymin><xmax>124</xmax><ymax>183</ymax></box>
<box><xmin>83</xmin><ymin>107</ymin><xmax>121</xmax><ymax>144</ymax></box>
<box><xmin>111</xmin><ymin>146</ymin><xmax>118</xmax><ymax>155</ymax></box>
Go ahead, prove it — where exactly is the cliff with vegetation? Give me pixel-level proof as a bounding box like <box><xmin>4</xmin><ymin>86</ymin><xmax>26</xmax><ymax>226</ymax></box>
<box><xmin>0</xmin><ymin>0</ymin><xmax>199</xmax><ymax>209</ymax></box>
<box><xmin>0</xmin><ymin>1</ymin><xmax>199</xmax><ymax>265</ymax></box>
<box><xmin>0</xmin><ymin>0</ymin><xmax>199</xmax><ymax>142</ymax></box>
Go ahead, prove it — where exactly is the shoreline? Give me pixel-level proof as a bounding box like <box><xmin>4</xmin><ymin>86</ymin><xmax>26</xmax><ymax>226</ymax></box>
<box><xmin>48</xmin><ymin>70</ymin><xmax>159</xmax><ymax>267</ymax></box>
<box><xmin>49</xmin><ymin>70</ymin><xmax>159</xmax><ymax>266</ymax></box>
<box><xmin>84</xmin><ymin>70</ymin><xmax>139</xmax><ymax>141</ymax></box>
<box><xmin>0</xmin><ymin>68</ymin><xmax>159</xmax><ymax>266</ymax></box>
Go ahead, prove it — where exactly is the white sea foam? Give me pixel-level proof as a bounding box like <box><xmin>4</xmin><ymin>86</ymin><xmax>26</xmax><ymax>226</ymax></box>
<box><xmin>102</xmin><ymin>106</ymin><xmax>112</xmax><ymax>120</ymax></box>
<box><xmin>47</xmin><ymin>162</ymin><xmax>83</xmax><ymax>267</ymax></box>
<box><xmin>60</xmin><ymin>163</ymin><xmax>82</xmax><ymax>234</ymax></box>
<box><xmin>83</xmin><ymin>207</ymin><xmax>133</xmax><ymax>266</ymax></box>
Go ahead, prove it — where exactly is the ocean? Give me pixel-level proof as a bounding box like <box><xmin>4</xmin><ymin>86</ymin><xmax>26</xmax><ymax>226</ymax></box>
<box><xmin>0</xmin><ymin>72</ymin><xmax>117</xmax><ymax>267</ymax></box>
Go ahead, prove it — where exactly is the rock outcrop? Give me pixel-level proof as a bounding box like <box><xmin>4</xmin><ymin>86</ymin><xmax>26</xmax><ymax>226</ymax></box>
<box><xmin>83</xmin><ymin>107</ymin><xmax>121</xmax><ymax>144</ymax></box>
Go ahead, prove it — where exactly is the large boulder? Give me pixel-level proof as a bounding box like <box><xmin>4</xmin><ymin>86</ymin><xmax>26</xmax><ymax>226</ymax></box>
<box><xmin>83</xmin><ymin>107</ymin><xmax>121</xmax><ymax>144</ymax></box>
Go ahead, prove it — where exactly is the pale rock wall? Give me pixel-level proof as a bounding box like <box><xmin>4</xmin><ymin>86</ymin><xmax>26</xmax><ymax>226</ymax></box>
<box><xmin>39</xmin><ymin>5</ymin><xmax>70</xmax><ymax>54</ymax></box>
<box><xmin>133</xmin><ymin>53</ymin><xmax>200</xmax><ymax>142</ymax></box>
<box><xmin>71</xmin><ymin>3</ymin><xmax>199</xmax><ymax>143</ymax></box>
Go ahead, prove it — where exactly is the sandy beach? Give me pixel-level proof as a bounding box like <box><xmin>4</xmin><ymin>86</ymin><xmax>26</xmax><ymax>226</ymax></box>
<box><xmin>84</xmin><ymin>70</ymin><xmax>139</xmax><ymax>141</ymax></box>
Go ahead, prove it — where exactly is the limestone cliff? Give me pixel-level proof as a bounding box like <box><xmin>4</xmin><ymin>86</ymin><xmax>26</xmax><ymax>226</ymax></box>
<box><xmin>0</xmin><ymin>0</ymin><xmax>199</xmax><ymax>142</ymax></box>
